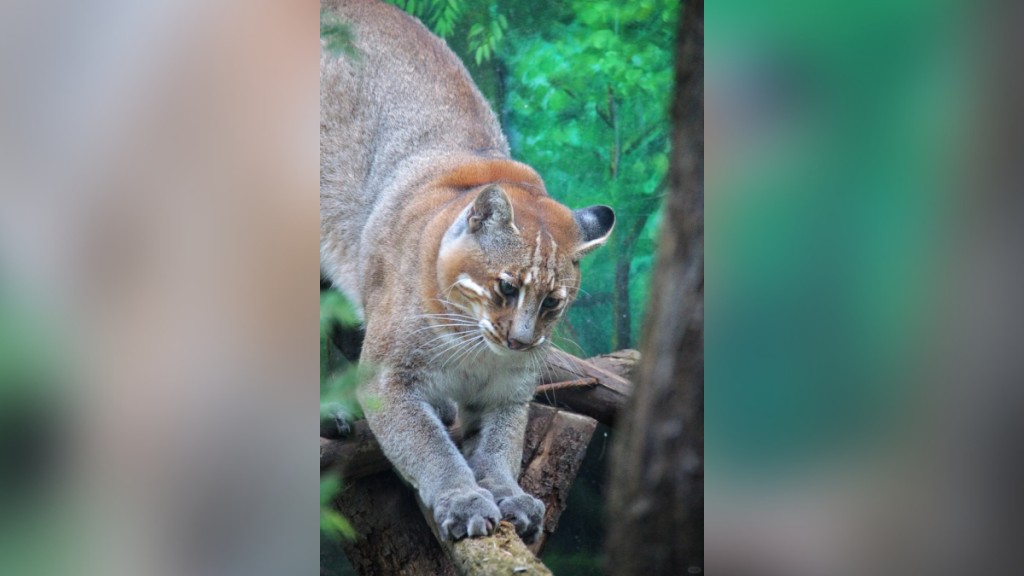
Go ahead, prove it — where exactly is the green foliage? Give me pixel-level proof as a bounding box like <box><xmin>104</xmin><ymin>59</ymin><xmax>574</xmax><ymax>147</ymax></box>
<box><xmin>388</xmin><ymin>0</ymin><xmax>464</xmax><ymax>38</ymax></box>
<box><xmin>502</xmin><ymin>0</ymin><xmax>678</xmax><ymax>352</ymax></box>
<box><xmin>387</xmin><ymin>0</ymin><xmax>507</xmax><ymax>63</ymax></box>
<box><xmin>468</xmin><ymin>12</ymin><xmax>508</xmax><ymax>65</ymax></box>
<box><xmin>321</xmin><ymin>8</ymin><xmax>356</xmax><ymax>56</ymax></box>
<box><xmin>319</xmin><ymin>290</ymin><xmax>362</xmax><ymax>540</ymax></box>
<box><xmin>320</xmin><ymin>473</ymin><xmax>356</xmax><ymax>540</ymax></box>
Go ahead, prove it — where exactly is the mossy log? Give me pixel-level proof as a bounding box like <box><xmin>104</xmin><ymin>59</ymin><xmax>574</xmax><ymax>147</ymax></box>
<box><xmin>324</xmin><ymin>403</ymin><xmax>596</xmax><ymax>575</ymax></box>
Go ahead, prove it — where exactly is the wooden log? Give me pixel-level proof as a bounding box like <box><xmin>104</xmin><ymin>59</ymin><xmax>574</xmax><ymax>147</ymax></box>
<box><xmin>533</xmin><ymin>348</ymin><xmax>636</xmax><ymax>426</ymax></box>
<box><xmin>518</xmin><ymin>404</ymin><xmax>598</xmax><ymax>556</ymax></box>
<box><xmin>442</xmin><ymin>521</ymin><xmax>551</xmax><ymax>576</ymax></box>
<box><xmin>585</xmin><ymin>349</ymin><xmax>641</xmax><ymax>382</ymax></box>
<box><xmin>332</xmin><ymin>470</ymin><xmax>456</xmax><ymax>576</ymax></box>
<box><xmin>320</xmin><ymin>420</ymin><xmax>462</xmax><ymax>477</ymax></box>
<box><xmin>324</xmin><ymin>403</ymin><xmax>596</xmax><ymax>575</ymax></box>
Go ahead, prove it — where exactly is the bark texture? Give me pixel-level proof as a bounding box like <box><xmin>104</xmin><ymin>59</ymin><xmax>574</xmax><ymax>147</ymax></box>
<box><xmin>534</xmin><ymin>348</ymin><xmax>636</xmax><ymax>427</ymax></box>
<box><xmin>518</xmin><ymin>405</ymin><xmax>598</xmax><ymax>555</ymax></box>
<box><xmin>325</xmin><ymin>403</ymin><xmax>596</xmax><ymax>575</ymax></box>
<box><xmin>606</xmin><ymin>0</ymin><xmax>704</xmax><ymax>574</ymax></box>
<box><xmin>443</xmin><ymin>521</ymin><xmax>551</xmax><ymax>576</ymax></box>
<box><xmin>334</xmin><ymin>470</ymin><xmax>455</xmax><ymax>576</ymax></box>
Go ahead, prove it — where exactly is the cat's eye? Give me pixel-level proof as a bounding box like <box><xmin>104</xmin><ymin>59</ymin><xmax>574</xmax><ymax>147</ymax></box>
<box><xmin>542</xmin><ymin>296</ymin><xmax>560</xmax><ymax>309</ymax></box>
<box><xmin>498</xmin><ymin>279</ymin><xmax>518</xmax><ymax>298</ymax></box>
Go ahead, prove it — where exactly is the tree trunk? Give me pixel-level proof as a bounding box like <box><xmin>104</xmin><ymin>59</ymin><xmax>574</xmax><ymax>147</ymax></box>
<box><xmin>606</xmin><ymin>0</ymin><xmax>704</xmax><ymax>574</ymax></box>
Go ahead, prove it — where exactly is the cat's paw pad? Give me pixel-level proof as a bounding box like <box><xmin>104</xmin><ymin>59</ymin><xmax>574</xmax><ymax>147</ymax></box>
<box><xmin>319</xmin><ymin>402</ymin><xmax>353</xmax><ymax>439</ymax></box>
<box><xmin>434</xmin><ymin>488</ymin><xmax>501</xmax><ymax>540</ymax></box>
<box><xmin>497</xmin><ymin>493</ymin><xmax>545</xmax><ymax>543</ymax></box>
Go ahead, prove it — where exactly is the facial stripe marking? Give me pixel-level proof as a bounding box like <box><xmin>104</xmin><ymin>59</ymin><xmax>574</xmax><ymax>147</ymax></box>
<box><xmin>456</xmin><ymin>274</ymin><xmax>487</xmax><ymax>297</ymax></box>
<box><xmin>532</xmin><ymin>230</ymin><xmax>544</xmax><ymax>270</ymax></box>
<box><xmin>546</xmin><ymin>235</ymin><xmax>558</xmax><ymax>280</ymax></box>
<box><xmin>517</xmin><ymin>285</ymin><xmax>528</xmax><ymax>310</ymax></box>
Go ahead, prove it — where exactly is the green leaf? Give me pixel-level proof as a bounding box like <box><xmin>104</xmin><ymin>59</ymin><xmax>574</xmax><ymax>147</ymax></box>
<box><xmin>320</xmin><ymin>9</ymin><xmax>356</xmax><ymax>57</ymax></box>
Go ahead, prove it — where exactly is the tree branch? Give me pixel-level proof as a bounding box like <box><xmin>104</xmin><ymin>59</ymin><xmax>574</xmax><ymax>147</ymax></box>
<box><xmin>534</xmin><ymin>348</ymin><xmax>637</xmax><ymax>427</ymax></box>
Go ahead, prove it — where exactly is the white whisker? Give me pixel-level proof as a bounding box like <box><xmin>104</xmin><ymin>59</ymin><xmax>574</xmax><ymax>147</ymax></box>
<box><xmin>424</xmin><ymin>331</ymin><xmax>478</xmax><ymax>360</ymax></box>
<box><xmin>421</xmin><ymin>328</ymin><xmax>478</xmax><ymax>351</ymax></box>
<box><xmin>442</xmin><ymin>335</ymin><xmax>484</xmax><ymax>370</ymax></box>
<box><xmin>467</xmin><ymin>338</ymin><xmax>489</xmax><ymax>364</ymax></box>
<box><xmin>455</xmin><ymin>337</ymin><xmax>487</xmax><ymax>369</ymax></box>
<box><xmin>408</xmin><ymin>322</ymin><xmax>479</xmax><ymax>336</ymax></box>
<box><xmin>413</xmin><ymin>312</ymin><xmax>477</xmax><ymax>320</ymax></box>
<box><xmin>419</xmin><ymin>331</ymin><xmax>473</xmax><ymax>351</ymax></box>
<box><xmin>553</xmin><ymin>333</ymin><xmax>588</xmax><ymax>357</ymax></box>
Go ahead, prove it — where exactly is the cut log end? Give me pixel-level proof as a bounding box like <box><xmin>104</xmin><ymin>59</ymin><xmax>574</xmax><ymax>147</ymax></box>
<box><xmin>448</xmin><ymin>521</ymin><xmax>552</xmax><ymax>576</ymax></box>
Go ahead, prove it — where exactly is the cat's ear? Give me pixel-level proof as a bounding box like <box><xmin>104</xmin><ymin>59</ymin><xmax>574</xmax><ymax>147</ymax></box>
<box><xmin>573</xmin><ymin>205</ymin><xmax>615</xmax><ymax>258</ymax></box>
<box><xmin>468</xmin><ymin>185</ymin><xmax>516</xmax><ymax>234</ymax></box>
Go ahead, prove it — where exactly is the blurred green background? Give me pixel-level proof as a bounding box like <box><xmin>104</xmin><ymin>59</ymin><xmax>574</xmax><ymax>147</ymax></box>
<box><xmin>320</xmin><ymin>0</ymin><xmax>677</xmax><ymax>573</ymax></box>
<box><xmin>706</xmin><ymin>0</ymin><xmax>961</xmax><ymax>477</ymax></box>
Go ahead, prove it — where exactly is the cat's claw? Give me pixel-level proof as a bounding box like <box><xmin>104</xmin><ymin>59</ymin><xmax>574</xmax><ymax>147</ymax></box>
<box><xmin>434</xmin><ymin>487</ymin><xmax>501</xmax><ymax>540</ymax></box>
<box><xmin>497</xmin><ymin>493</ymin><xmax>545</xmax><ymax>543</ymax></box>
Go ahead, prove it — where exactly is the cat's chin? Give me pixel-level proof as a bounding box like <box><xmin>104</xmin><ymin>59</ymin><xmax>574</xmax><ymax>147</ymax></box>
<box><xmin>481</xmin><ymin>335</ymin><xmax>543</xmax><ymax>357</ymax></box>
<box><xmin>482</xmin><ymin>335</ymin><xmax>513</xmax><ymax>356</ymax></box>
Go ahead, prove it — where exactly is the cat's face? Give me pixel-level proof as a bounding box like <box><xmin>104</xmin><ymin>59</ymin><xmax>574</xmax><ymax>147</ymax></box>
<box><xmin>435</xmin><ymin>185</ymin><xmax>614</xmax><ymax>356</ymax></box>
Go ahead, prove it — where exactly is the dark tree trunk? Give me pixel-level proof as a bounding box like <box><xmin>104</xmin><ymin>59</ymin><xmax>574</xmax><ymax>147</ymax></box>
<box><xmin>606</xmin><ymin>0</ymin><xmax>704</xmax><ymax>574</ymax></box>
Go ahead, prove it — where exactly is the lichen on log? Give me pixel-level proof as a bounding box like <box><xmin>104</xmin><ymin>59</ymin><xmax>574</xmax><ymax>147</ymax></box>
<box><xmin>446</xmin><ymin>521</ymin><xmax>552</xmax><ymax>576</ymax></box>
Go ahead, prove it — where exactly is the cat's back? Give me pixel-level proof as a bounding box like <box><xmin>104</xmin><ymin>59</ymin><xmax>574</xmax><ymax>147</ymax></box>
<box><xmin>320</xmin><ymin>0</ymin><xmax>508</xmax><ymax>299</ymax></box>
<box><xmin>320</xmin><ymin>0</ymin><xmax>506</xmax><ymax>198</ymax></box>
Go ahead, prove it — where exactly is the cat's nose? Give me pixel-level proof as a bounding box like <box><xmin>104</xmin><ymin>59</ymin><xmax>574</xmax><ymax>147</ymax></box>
<box><xmin>507</xmin><ymin>336</ymin><xmax>532</xmax><ymax>351</ymax></box>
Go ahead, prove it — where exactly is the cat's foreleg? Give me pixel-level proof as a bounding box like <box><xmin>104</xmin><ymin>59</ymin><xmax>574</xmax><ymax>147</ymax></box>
<box><xmin>461</xmin><ymin>402</ymin><xmax>546</xmax><ymax>543</ymax></box>
<box><xmin>359</xmin><ymin>370</ymin><xmax>500</xmax><ymax>540</ymax></box>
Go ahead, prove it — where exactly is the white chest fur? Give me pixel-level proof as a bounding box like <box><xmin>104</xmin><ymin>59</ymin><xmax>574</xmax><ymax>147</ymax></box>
<box><xmin>419</xmin><ymin>349</ymin><xmax>538</xmax><ymax>409</ymax></box>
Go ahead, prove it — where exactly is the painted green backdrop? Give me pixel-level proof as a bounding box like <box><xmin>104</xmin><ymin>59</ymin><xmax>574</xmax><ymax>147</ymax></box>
<box><xmin>320</xmin><ymin>1</ymin><xmax>677</xmax><ymax>573</ymax></box>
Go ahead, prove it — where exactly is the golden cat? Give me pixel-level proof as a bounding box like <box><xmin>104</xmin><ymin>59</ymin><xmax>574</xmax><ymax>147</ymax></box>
<box><xmin>320</xmin><ymin>0</ymin><xmax>614</xmax><ymax>542</ymax></box>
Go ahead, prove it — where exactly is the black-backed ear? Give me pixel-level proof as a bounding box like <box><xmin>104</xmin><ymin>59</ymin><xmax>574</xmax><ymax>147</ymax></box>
<box><xmin>468</xmin><ymin>185</ymin><xmax>515</xmax><ymax>233</ymax></box>
<box><xmin>573</xmin><ymin>205</ymin><xmax>615</xmax><ymax>258</ymax></box>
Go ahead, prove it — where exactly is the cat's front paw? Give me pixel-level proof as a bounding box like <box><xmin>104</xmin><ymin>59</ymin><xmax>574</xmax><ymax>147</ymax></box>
<box><xmin>497</xmin><ymin>493</ymin><xmax>545</xmax><ymax>543</ymax></box>
<box><xmin>434</xmin><ymin>487</ymin><xmax>501</xmax><ymax>540</ymax></box>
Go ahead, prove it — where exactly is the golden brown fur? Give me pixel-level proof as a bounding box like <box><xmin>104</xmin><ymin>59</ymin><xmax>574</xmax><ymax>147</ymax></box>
<box><xmin>320</xmin><ymin>0</ymin><xmax>614</xmax><ymax>541</ymax></box>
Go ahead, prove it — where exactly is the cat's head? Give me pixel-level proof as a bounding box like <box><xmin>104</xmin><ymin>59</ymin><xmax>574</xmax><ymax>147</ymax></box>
<box><xmin>435</xmin><ymin>184</ymin><xmax>614</xmax><ymax>355</ymax></box>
